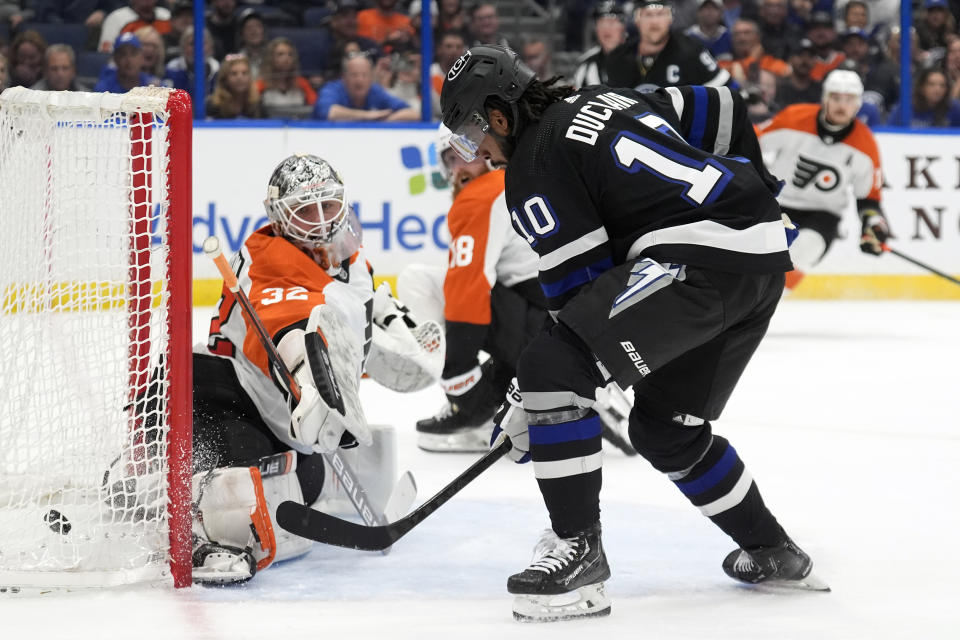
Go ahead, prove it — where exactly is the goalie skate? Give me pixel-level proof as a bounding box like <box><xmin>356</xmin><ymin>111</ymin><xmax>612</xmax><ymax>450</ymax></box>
<box><xmin>723</xmin><ymin>537</ymin><xmax>830</xmax><ymax>592</ymax></box>
<box><xmin>415</xmin><ymin>402</ymin><xmax>492</xmax><ymax>453</ymax></box>
<box><xmin>508</xmin><ymin>523</ymin><xmax>612</xmax><ymax>622</ymax></box>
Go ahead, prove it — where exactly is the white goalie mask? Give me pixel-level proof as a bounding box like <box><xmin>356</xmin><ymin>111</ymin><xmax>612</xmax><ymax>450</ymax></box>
<box><xmin>264</xmin><ymin>154</ymin><xmax>361</xmax><ymax>264</ymax></box>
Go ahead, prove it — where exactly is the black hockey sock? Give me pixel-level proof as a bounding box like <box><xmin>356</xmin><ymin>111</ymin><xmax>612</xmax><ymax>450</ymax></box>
<box><xmin>530</xmin><ymin>411</ymin><xmax>603</xmax><ymax>538</ymax></box>
<box><xmin>671</xmin><ymin>436</ymin><xmax>784</xmax><ymax>549</ymax></box>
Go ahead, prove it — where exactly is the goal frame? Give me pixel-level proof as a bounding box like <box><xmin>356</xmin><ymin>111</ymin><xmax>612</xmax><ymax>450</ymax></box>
<box><xmin>0</xmin><ymin>87</ymin><xmax>194</xmax><ymax>589</ymax></box>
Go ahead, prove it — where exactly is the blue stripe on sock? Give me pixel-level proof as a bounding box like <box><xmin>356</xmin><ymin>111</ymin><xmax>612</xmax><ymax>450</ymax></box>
<box><xmin>674</xmin><ymin>444</ymin><xmax>738</xmax><ymax>496</ymax></box>
<box><xmin>529</xmin><ymin>415</ymin><xmax>603</xmax><ymax>445</ymax></box>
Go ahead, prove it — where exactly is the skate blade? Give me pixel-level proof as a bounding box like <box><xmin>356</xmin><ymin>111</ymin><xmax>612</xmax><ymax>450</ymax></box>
<box><xmin>511</xmin><ymin>583</ymin><xmax>612</xmax><ymax>622</ymax></box>
<box><xmin>416</xmin><ymin>428</ymin><xmax>490</xmax><ymax>453</ymax></box>
<box><xmin>743</xmin><ymin>571</ymin><xmax>831</xmax><ymax>593</ymax></box>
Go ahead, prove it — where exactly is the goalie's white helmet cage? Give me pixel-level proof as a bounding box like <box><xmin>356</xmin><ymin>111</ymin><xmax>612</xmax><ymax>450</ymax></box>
<box><xmin>0</xmin><ymin>87</ymin><xmax>193</xmax><ymax>590</ymax></box>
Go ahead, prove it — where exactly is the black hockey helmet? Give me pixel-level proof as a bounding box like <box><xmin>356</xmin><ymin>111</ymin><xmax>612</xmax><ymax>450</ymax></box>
<box><xmin>439</xmin><ymin>45</ymin><xmax>535</xmax><ymax>162</ymax></box>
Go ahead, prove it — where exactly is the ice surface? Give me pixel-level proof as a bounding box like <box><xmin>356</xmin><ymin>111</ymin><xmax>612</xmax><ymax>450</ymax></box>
<box><xmin>2</xmin><ymin>301</ymin><xmax>958</xmax><ymax>639</ymax></box>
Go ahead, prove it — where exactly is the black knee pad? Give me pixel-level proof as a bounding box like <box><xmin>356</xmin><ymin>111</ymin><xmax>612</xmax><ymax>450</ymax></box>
<box><xmin>628</xmin><ymin>401</ymin><xmax>713</xmax><ymax>473</ymax></box>
<box><xmin>517</xmin><ymin>322</ymin><xmax>603</xmax><ymax>399</ymax></box>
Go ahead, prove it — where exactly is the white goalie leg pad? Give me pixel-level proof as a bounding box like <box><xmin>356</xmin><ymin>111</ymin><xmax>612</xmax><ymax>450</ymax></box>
<box><xmin>192</xmin><ymin>465</ymin><xmax>312</xmax><ymax>582</ymax></box>
<box><xmin>313</xmin><ymin>423</ymin><xmax>398</xmax><ymax>517</ymax></box>
<box><xmin>366</xmin><ymin>319</ymin><xmax>445</xmax><ymax>392</ymax></box>
<box><xmin>512</xmin><ymin>583</ymin><xmax>612</xmax><ymax>622</ymax></box>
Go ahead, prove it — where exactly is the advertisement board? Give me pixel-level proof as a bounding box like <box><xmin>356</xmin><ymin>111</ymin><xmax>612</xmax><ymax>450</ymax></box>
<box><xmin>191</xmin><ymin>125</ymin><xmax>960</xmax><ymax>301</ymax></box>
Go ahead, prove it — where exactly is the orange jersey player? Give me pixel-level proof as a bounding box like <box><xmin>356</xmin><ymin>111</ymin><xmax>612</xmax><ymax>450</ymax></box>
<box><xmin>187</xmin><ymin>154</ymin><xmax>439</xmax><ymax>584</ymax></box>
<box><xmin>397</xmin><ymin>124</ymin><xmax>545</xmax><ymax>452</ymax></box>
<box><xmin>758</xmin><ymin>69</ymin><xmax>889</xmax><ymax>292</ymax></box>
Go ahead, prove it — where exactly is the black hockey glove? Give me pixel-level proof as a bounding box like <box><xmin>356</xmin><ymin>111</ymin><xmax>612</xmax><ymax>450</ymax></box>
<box><xmin>859</xmin><ymin>210</ymin><xmax>889</xmax><ymax>256</ymax></box>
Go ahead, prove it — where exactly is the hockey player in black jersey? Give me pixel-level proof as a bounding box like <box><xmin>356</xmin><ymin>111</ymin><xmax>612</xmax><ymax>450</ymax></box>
<box><xmin>440</xmin><ymin>45</ymin><xmax>828</xmax><ymax>622</ymax></box>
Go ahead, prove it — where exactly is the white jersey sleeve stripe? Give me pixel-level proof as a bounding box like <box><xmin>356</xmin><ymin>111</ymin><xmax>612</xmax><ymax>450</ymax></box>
<box><xmin>538</xmin><ymin>226</ymin><xmax>610</xmax><ymax>271</ymax></box>
<box><xmin>705</xmin><ymin>68</ymin><xmax>731</xmax><ymax>87</ymax></box>
<box><xmin>714</xmin><ymin>87</ymin><xmax>734</xmax><ymax>156</ymax></box>
<box><xmin>626</xmin><ymin>219</ymin><xmax>788</xmax><ymax>259</ymax></box>
<box><xmin>664</xmin><ymin>86</ymin><xmax>685</xmax><ymax>121</ymax></box>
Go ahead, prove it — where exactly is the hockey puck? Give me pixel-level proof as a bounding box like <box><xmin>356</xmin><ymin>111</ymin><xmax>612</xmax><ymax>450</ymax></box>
<box><xmin>44</xmin><ymin>509</ymin><xmax>72</xmax><ymax>535</ymax></box>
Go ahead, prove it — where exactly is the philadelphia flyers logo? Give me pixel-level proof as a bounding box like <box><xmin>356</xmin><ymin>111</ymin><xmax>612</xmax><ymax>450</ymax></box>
<box><xmin>793</xmin><ymin>154</ymin><xmax>841</xmax><ymax>192</ymax></box>
<box><xmin>447</xmin><ymin>51</ymin><xmax>471</xmax><ymax>81</ymax></box>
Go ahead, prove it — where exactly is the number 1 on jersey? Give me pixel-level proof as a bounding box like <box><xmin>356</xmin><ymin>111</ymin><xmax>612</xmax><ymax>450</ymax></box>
<box><xmin>611</xmin><ymin>130</ymin><xmax>733</xmax><ymax>206</ymax></box>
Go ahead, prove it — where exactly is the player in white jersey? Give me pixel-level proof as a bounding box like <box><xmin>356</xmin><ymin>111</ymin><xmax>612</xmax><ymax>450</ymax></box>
<box><xmin>758</xmin><ymin>69</ymin><xmax>890</xmax><ymax>292</ymax></box>
<box><xmin>398</xmin><ymin>124</ymin><xmax>546</xmax><ymax>452</ymax></box>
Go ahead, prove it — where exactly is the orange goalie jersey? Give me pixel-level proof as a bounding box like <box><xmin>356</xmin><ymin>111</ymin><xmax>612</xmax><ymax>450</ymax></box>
<box><xmin>443</xmin><ymin>169</ymin><xmax>538</xmax><ymax>326</ymax></box>
<box><xmin>758</xmin><ymin>103</ymin><xmax>882</xmax><ymax>215</ymax></box>
<box><xmin>199</xmin><ymin>226</ymin><xmax>374</xmax><ymax>452</ymax></box>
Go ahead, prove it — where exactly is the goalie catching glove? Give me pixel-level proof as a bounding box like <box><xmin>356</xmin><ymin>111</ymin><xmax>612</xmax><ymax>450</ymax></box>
<box><xmin>859</xmin><ymin>209</ymin><xmax>889</xmax><ymax>256</ymax></box>
<box><xmin>276</xmin><ymin>304</ymin><xmax>371</xmax><ymax>453</ymax></box>
<box><xmin>365</xmin><ymin>282</ymin><xmax>444</xmax><ymax>392</ymax></box>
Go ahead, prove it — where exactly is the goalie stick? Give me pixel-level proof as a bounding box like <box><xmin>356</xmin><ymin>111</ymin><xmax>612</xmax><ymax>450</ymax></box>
<box><xmin>276</xmin><ymin>435</ymin><xmax>511</xmax><ymax>551</ymax></box>
<box><xmin>203</xmin><ymin>237</ymin><xmax>415</xmax><ymax>541</ymax></box>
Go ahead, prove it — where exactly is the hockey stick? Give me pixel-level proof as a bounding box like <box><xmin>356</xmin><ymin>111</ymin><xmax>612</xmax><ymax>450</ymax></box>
<box><xmin>276</xmin><ymin>434</ymin><xmax>512</xmax><ymax>551</ymax></box>
<box><xmin>203</xmin><ymin>237</ymin><xmax>412</xmax><ymax>536</ymax></box>
<box><xmin>881</xmin><ymin>244</ymin><xmax>960</xmax><ymax>288</ymax></box>
<box><xmin>594</xmin><ymin>384</ymin><xmax>637</xmax><ymax>456</ymax></box>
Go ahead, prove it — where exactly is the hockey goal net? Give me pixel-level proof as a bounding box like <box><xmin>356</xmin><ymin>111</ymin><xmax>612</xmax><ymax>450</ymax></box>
<box><xmin>0</xmin><ymin>87</ymin><xmax>192</xmax><ymax>590</ymax></box>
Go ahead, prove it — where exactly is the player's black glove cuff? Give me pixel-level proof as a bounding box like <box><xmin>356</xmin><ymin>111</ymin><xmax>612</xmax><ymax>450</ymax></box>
<box><xmin>859</xmin><ymin>211</ymin><xmax>889</xmax><ymax>256</ymax></box>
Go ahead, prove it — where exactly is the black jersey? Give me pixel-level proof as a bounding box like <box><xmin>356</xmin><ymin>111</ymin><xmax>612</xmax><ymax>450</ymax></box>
<box><xmin>605</xmin><ymin>31</ymin><xmax>731</xmax><ymax>93</ymax></box>
<box><xmin>504</xmin><ymin>84</ymin><xmax>793</xmax><ymax>313</ymax></box>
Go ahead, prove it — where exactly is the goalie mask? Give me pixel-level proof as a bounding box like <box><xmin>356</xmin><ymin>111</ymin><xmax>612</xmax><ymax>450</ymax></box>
<box><xmin>264</xmin><ymin>154</ymin><xmax>361</xmax><ymax>265</ymax></box>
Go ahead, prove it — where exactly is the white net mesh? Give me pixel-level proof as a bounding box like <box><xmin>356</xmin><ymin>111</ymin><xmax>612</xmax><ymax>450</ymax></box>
<box><xmin>0</xmin><ymin>87</ymin><xmax>185</xmax><ymax>589</ymax></box>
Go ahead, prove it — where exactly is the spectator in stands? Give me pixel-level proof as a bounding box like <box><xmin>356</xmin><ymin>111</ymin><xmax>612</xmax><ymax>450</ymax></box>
<box><xmin>721</xmin><ymin>17</ymin><xmax>791</xmax><ymax>84</ymax></box>
<box><xmin>166</xmin><ymin>0</ymin><xmax>193</xmax><ymax>63</ymax></box>
<box><xmin>94</xmin><ymin>32</ymin><xmax>155</xmax><ymax>92</ymax></box>
<box><xmin>758</xmin><ymin>0</ymin><xmax>801</xmax><ymax>60</ymax></box>
<box><xmin>806</xmin><ymin>10</ymin><xmax>845</xmax><ymax>81</ymax></box>
<box><xmin>100</xmin><ymin>0</ymin><xmax>171</xmax><ymax>53</ymax></box>
<box><xmin>164</xmin><ymin>26</ymin><xmax>219</xmax><ymax>97</ymax></box>
<box><xmin>31</xmin><ymin>44</ymin><xmax>89</xmax><ymax>91</ymax></box>
<box><xmin>314</xmin><ymin>51</ymin><xmax>418</xmax><ymax>121</ymax></box>
<box><xmin>0</xmin><ymin>52</ymin><xmax>7</xmax><ymax>93</ymax></box>
<box><xmin>573</xmin><ymin>1</ymin><xmax>628</xmax><ymax>89</ymax></box>
<box><xmin>467</xmin><ymin>3</ymin><xmax>510</xmax><ymax>48</ymax></box>
<box><xmin>841</xmin><ymin>27</ymin><xmax>897</xmax><ymax>115</ymax></box>
<box><xmin>787</xmin><ymin>0</ymin><xmax>813</xmax><ymax>28</ymax></box>
<box><xmin>30</xmin><ymin>1</ymin><xmax>120</xmax><ymax>26</ymax></box>
<box><xmin>943</xmin><ymin>36</ymin><xmax>960</xmax><ymax>100</ymax></box>
<box><xmin>684</xmin><ymin>0</ymin><xmax>733</xmax><ymax>60</ymax></box>
<box><xmin>0</xmin><ymin>1</ymin><xmax>28</xmax><ymax>30</ymax></box>
<box><xmin>206</xmin><ymin>53</ymin><xmax>261</xmax><ymax>119</ymax></box>
<box><xmin>882</xmin><ymin>26</ymin><xmax>927</xmax><ymax>77</ymax></box>
<box><xmin>236</xmin><ymin>8</ymin><xmax>266</xmax><ymax>79</ymax></box>
<box><xmin>606</xmin><ymin>0</ymin><xmax>732</xmax><ymax>91</ymax></box>
<box><xmin>382</xmin><ymin>44</ymin><xmax>436</xmax><ymax>115</ymax></box>
<box><xmin>134</xmin><ymin>25</ymin><xmax>166</xmax><ymax>78</ymax></box>
<box><xmin>887</xmin><ymin>68</ymin><xmax>960</xmax><ymax>127</ymax></box>
<box><xmin>775</xmin><ymin>37</ymin><xmax>822</xmax><ymax>104</ymax></box>
<box><xmin>432</xmin><ymin>29</ymin><xmax>466</xmax><ymax>89</ymax></box>
<box><xmin>256</xmin><ymin>37</ymin><xmax>317</xmax><ymax>115</ymax></box>
<box><xmin>719</xmin><ymin>0</ymin><xmax>761</xmax><ymax>26</ymax></box>
<box><xmin>207</xmin><ymin>0</ymin><xmax>238</xmax><ymax>60</ymax></box>
<box><xmin>838</xmin><ymin>0</ymin><xmax>870</xmax><ymax>32</ymax></box>
<box><xmin>917</xmin><ymin>0</ymin><xmax>955</xmax><ymax>54</ymax></box>
<box><xmin>8</xmin><ymin>30</ymin><xmax>46</xmax><ymax>89</ymax></box>
<box><xmin>438</xmin><ymin>0</ymin><xmax>469</xmax><ymax>41</ymax></box>
<box><xmin>357</xmin><ymin>0</ymin><xmax>414</xmax><ymax>45</ymax></box>
<box><xmin>316</xmin><ymin>0</ymin><xmax>380</xmax><ymax>82</ymax></box>
<box><xmin>520</xmin><ymin>36</ymin><xmax>552</xmax><ymax>81</ymax></box>
<box><xmin>744</xmin><ymin>67</ymin><xmax>779</xmax><ymax>121</ymax></box>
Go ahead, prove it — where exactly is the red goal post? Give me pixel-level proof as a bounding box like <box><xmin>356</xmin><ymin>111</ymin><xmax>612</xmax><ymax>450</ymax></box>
<box><xmin>0</xmin><ymin>87</ymin><xmax>193</xmax><ymax>590</ymax></box>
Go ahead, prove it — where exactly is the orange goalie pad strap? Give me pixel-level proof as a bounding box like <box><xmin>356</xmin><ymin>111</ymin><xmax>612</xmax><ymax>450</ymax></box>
<box><xmin>248</xmin><ymin>467</ymin><xmax>277</xmax><ymax>571</ymax></box>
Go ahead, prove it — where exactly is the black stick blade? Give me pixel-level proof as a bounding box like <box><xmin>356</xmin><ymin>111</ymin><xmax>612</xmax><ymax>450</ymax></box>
<box><xmin>276</xmin><ymin>501</ymin><xmax>399</xmax><ymax>551</ymax></box>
